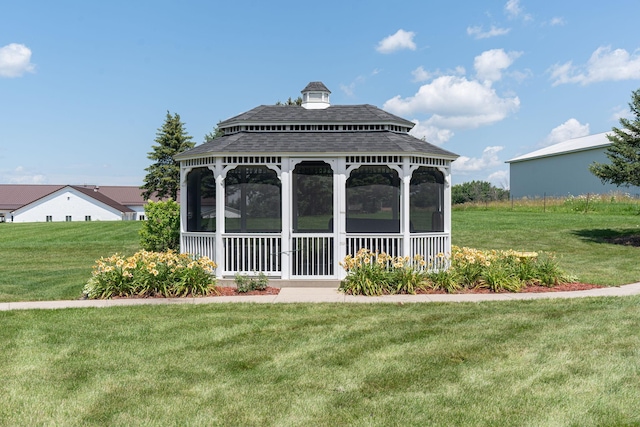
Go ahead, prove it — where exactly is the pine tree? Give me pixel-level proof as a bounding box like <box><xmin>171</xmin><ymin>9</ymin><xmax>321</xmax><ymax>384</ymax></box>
<box><xmin>141</xmin><ymin>111</ymin><xmax>195</xmax><ymax>200</ymax></box>
<box><xmin>590</xmin><ymin>88</ymin><xmax>640</xmax><ymax>187</ymax></box>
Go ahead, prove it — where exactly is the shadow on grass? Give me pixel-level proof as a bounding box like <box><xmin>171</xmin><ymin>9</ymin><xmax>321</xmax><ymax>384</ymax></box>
<box><xmin>572</xmin><ymin>229</ymin><xmax>640</xmax><ymax>247</ymax></box>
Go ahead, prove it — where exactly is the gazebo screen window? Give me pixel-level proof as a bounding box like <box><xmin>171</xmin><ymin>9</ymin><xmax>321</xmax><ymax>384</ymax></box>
<box><xmin>410</xmin><ymin>167</ymin><xmax>445</xmax><ymax>232</ymax></box>
<box><xmin>186</xmin><ymin>167</ymin><xmax>216</xmax><ymax>232</ymax></box>
<box><xmin>292</xmin><ymin>161</ymin><xmax>333</xmax><ymax>233</ymax></box>
<box><xmin>346</xmin><ymin>166</ymin><xmax>400</xmax><ymax>233</ymax></box>
<box><xmin>225</xmin><ymin>165</ymin><xmax>281</xmax><ymax>233</ymax></box>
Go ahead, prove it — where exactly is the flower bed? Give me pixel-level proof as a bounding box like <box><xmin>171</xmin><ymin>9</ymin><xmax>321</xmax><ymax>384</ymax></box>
<box><xmin>339</xmin><ymin>246</ymin><xmax>577</xmax><ymax>296</ymax></box>
<box><xmin>83</xmin><ymin>250</ymin><xmax>217</xmax><ymax>299</ymax></box>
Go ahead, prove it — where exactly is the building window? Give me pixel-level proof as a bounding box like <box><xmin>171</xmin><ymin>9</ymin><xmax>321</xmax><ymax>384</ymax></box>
<box><xmin>46</xmin><ymin>215</ymin><xmax>52</xmax><ymax>222</ymax></box>
<box><xmin>139</xmin><ymin>215</ymin><xmax>145</xmax><ymax>221</ymax></box>
<box><xmin>65</xmin><ymin>215</ymin><xmax>72</xmax><ymax>222</ymax></box>
<box><xmin>85</xmin><ymin>216</ymin><xmax>91</xmax><ymax>221</ymax></box>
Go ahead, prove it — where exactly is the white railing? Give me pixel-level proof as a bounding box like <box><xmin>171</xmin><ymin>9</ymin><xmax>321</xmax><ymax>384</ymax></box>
<box><xmin>223</xmin><ymin>234</ymin><xmax>281</xmax><ymax>276</ymax></box>
<box><xmin>181</xmin><ymin>232</ymin><xmax>216</xmax><ymax>260</ymax></box>
<box><xmin>346</xmin><ymin>235</ymin><xmax>402</xmax><ymax>258</ymax></box>
<box><xmin>291</xmin><ymin>234</ymin><xmax>334</xmax><ymax>277</ymax></box>
<box><xmin>411</xmin><ymin>233</ymin><xmax>450</xmax><ymax>270</ymax></box>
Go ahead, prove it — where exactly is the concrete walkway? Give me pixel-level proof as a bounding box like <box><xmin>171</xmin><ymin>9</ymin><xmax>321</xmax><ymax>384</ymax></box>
<box><xmin>2</xmin><ymin>283</ymin><xmax>640</xmax><ymax>311</ymax></box>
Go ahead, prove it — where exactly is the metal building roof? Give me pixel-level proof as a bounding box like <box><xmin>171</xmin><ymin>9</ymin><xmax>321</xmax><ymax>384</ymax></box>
<box><xmin>507</xmin><ymin>132</ymin><xmax>612</xmax><ymax>163</ymax></box>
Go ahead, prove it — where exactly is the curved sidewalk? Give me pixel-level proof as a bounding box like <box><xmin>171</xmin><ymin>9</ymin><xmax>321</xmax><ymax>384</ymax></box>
<box><xmin>2</xmin><ymin>283</ymin><xmax>640</xmax><ymax>311</ymax></box>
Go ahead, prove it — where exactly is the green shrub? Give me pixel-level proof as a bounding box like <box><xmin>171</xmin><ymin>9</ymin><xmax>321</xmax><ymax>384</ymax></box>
<box><xmin>234</xmin><ymin>272</ymin><xmax>269</xmax><ymax>293</ymax></box>
<box><xmin>83</xmin><ymin>250</ymin><xmax>217</xmax><ymax>298</ymax></box>
<box><xmin>139</xmin><ymin>199</ymin><xmax>180</xmax><ymax>252</ymax></box>
<box><xmin>339</xmin><ymin>249</ymin><xmax>428</xmax><ymax>295</ymax></box>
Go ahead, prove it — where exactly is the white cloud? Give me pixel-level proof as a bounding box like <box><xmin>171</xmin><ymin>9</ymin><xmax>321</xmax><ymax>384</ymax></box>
<box><xmin>504</xmin><ymin>0</ymin><xmax>532</xmax><ymax>21</ymax></box>
<box><xmin>383</xmin><ymin>75</ymin><xmax>520</xmax><ymax>129</ymax></box>
<box><xmin>542</xmin><ymin>118</ymin><xmax>590</xmax><ymax>146</ymax></box>
<box><xmin>376</xmin><ymin>29</ymin><xmax>417</xmax><ymax>54</ymax></box>
<box><xmin>8</xmin><ymin>166</ymin><xmax>47</xmax><ymax>184</ymax></box>
<box><xmin>487</xmin><ymin>169</ymin><xmax>510</xmax><ymax>189</ymax></box>
<box><xmin>549</xmin><ymin>46</ymin><xmax>640</xmax><ymax>86</ymax></box>
<box><xmin>411</xmin><ymin>66</ymin><xmax>465</xmax><ymax>82</ymax></box>
<box><xmin>0</xmin><ymin>43</ymin><xmax>35</xmax><ymax>78</ymax></box>
<box><xmin>453</xmin><ymin>146</ymin><xmax>504</xmax><ymax>172</ymax></box>
<box><xmin>411</xmin><ymin>66</ymin><xmax>432</xmax><ymax>82</ymax></box>
<box><xmin>409</xmin><ymin>119</ymin><xmax>455</xmax><ymax>145</ymax></box>
<box><xmin>466</xmin><ymin>25</ymin><xmax>511</xmax><ymax>39</ymax></box>
<box><xmin>548</xmin><ymin>17</ymin><xmax>565</xmax><ymax>26</ymax></box>
<box><xmin>610</xmin><ymin>105</ymin><xmax>632</xmax><ymax>122</ymax></box>
<box><xmin>474</xmin><ymin>49</ymin><xmax>522</xmax><ymax>83</ymax></box>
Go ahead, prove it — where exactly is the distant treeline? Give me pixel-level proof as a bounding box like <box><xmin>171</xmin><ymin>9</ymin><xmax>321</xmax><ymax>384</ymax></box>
<box><xmin>452</xmin><ymin>181</ymin><xmax>510</xmax><ymax>204</ymax></box>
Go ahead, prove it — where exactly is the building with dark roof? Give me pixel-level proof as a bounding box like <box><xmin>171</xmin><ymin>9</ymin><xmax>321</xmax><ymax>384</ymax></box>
<box><xmin>0</xmin><ymin>185</ymin><xmax>153</xmax><ymax>222</ymax></box>
<box><xmin>175</xmin><ymin>82</ymin><xmax>459</xmax><ymax>281</ymax></box>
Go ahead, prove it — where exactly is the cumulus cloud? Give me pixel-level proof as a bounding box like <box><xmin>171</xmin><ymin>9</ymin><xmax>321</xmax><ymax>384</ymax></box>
<box><xmin>474</xmin><ymin>49</ymin><xmax>522</xmax><ymax>83</ymax></box>
<box><xmin>548</xmin><ymin>17</ymin><xmax>565</xmax><ymax>26</ymax></box>
<box><xmin>549</xmin><ymin>46</ymin><xmax>640</xmax><ymax>86</ymax></box>
<box><xmin>541</xmin><ymin>118</ymin><xmax>590</xmax><ymax>146</ymax></box>
<box><xmin>466</xmin><ymin>25</ymin><xmax>511</xmax><ymax>39</ymax></box>
<box><xmin>453</xmin><ymin>146</ymin><xmax>504</xmax><ymax>172</ymax></box>
<box><xmin>376</xmin><ymin>29</ymin><xmax>417</xmax><ymax>54</ymax></box>
<box><xmin>409</xmin><ymin>119</ymin><xmax>455</xmax><ymax>145</ymax></box>
<box><xmin>0</xmin><ymin>43</ymin><xmax>35</xmax><ymax>78</ymax></box>
<box><xmin>411</xmin><ymin>65</ymin><xmax>465</xmax><ymax>82</ymax></box>
<box><xmin>383</xmin><ymin>75</ymin><xmax>520</xmax><ymax>129</ymax></box>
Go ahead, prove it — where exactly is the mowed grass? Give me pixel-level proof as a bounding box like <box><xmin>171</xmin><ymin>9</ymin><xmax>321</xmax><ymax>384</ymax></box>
<box><xmin>2</xmin><ymin>300</ymin><xmax>640</xmax><ymax>426</ymax></box>
<box><xmin>452</xmin><ymin>210</ymin><xmax>640</xmax><ymax>285</ymax></box>
<box><xmin>0</xmin><ymin>222</ymin><xmax>141</xmax><ymax>302</ymax></box>
<box><xmin>1</xmin><ymin>209</ymin><xmax>639</xmax><ymax>302</ymax></box>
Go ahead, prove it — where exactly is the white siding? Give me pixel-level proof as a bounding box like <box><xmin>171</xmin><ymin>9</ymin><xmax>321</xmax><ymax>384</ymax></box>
<box><xmin>12</xmin><ymin>188</ymin><xmax>124</xmax><ymax>222</ymax></box>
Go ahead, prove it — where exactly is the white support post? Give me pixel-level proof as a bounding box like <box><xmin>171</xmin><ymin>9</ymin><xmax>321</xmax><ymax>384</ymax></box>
<box><xmin>179</xmin><ymin>164</ymin><xmax>188</xmax><ymax>248</ymax></box>
<box><xmin>441</xmin><ymin>163</ymin><xmax>453</xmax><ymax>256</ymax></box>
<box><xmin>401</xmin><ymin>157</ymin><xmax>411</xmax><ymax>258</ymax></box>
<box><xmin>280</xmin><ymin>158</ymin><xmax>291</xmax><ymax>280</ymax></box>
<box><xmin>336</xmin><ymin>158</ymin><xmax>347</xmax><ymax>280</ymax></box>
<box><xmin>215</xmin><ymin>158</ymin><xmax>225</xmax><ymax>278</ymax></box>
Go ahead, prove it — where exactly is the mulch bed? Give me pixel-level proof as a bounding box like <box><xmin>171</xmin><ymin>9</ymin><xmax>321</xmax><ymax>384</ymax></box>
<box><xmin>213</xmin><ymin>286</ymin><xmax>281</xmax><ymax>296</ymax></box>
<box><xmin>413</xmin><ymin>282</ymin><xmax>604</xmax><ymax>295</ymax></box>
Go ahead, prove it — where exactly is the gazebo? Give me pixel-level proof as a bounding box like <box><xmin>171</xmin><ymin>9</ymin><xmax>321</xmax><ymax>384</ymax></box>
<box><xmin>175</xmin><ymin>82</ymin><xmax>458</xmax><ymax>282</ymax></box>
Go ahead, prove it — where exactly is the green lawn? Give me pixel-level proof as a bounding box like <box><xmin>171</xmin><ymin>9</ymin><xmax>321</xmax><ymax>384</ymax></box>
<box><xmin>0</xmin><ymin>222</ymin><xmax>141</xmax><ymax>302</ymax></box>
<box><xmin>1</xmin><ymin>210</ymin><xmax>639</xmax><ymax>302</ymax></box>
<box><xmin>2</xmin><ymin>300</ymin><xmax>640</xmax><ymax>426</ymax></box>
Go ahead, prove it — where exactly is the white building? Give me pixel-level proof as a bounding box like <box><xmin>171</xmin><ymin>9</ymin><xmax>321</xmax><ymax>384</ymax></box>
<box><xmin>0</xmin><ymin>185</ymin><xmax>153</xmax><ymax>223</ymax></box>
<box><xmin>507</xmin><ymin>132</ymin><xmax>640</xmax><ymax>198</ymax></box>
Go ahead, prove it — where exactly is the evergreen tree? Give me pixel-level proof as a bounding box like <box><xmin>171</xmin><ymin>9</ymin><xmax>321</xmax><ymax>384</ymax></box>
<box><xmin>590</xmin><ymin>88</ymin><xmax>640</xmax><ymax>187</ymax></box>
<box><xmin>275</xmin><ymin>96</ymin><xmax>302</xmax><ymax>106</ymax></box>
<box><xmin>203</xmin><ymin>121</ymin><xmax>224</xmax><ymax>143</ymax></box>
<box><xmin>141</xmin><ymin>111</ymin><xmax>194</xmax><ymax>201</ymax></box>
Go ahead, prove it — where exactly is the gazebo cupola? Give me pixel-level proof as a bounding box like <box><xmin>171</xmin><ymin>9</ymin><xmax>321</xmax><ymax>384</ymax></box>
<box><xmin>301</xmin><ymin>81</ymin><xmax>331</xmax><ymax>109</ymax></box>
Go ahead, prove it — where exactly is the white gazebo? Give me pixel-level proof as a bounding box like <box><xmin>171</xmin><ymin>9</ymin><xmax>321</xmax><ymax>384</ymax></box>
<box><xmin>175</xmin><ymin>82</ymin><xmax>459</xmax><ymax>281</ymax></box>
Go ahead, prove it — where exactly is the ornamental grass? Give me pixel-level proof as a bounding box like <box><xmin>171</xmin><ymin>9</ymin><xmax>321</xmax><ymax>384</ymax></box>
<box><xmin>83</xmin><ymin>250</ymin><xmax>217</xmax><ymax>299</ymax></box>
<box><xmin>339</xmin><ymin>246</ymin><xmax>575</xmax><ymax>295</ymax></box>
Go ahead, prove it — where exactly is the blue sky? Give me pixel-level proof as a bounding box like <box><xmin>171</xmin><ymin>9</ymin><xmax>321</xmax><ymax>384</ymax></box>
<box><xmin>2</xmin><ymin>0</ymin><xmax>640</xmax><ymax>188</ymax></box>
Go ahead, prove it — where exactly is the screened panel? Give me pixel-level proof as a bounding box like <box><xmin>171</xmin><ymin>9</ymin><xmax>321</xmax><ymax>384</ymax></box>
<box><xmin>292</xmin><ymin>161</ymin><xmax>333</xmax><ymax>233</ymax></box>
<box><xmin>225</xmin><ymin>166</ymin><xmax>281</xmax><ymax>233</ymax></box>
<box><xmin>346</xmin><ymin>166</ymin><xmax>400</xmax><ymax>233</ymax></box>
<box><xmin>410</xmin><ymin>167</ymin><xmax>444</xmax><ymax>232</ymax></box>
<box><xmin>186</xmin><ymin>167</ymin><xmax>216</xmax><ymax>232</ymax></box>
